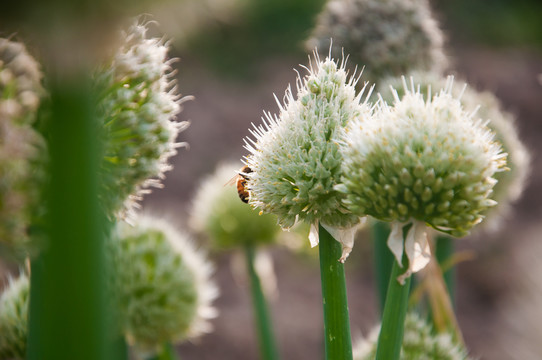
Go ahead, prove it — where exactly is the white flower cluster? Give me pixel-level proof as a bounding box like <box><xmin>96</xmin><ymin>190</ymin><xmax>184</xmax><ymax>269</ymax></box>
<box><xmin>0</xmin><ymin>274</ymin><xmax>29</xmax><ymax>360</ymax></box>
<box><xmin>109</xmin><ymin>216</ymin><xmax>218</xmax><ymax>355</ymax></box>
<box><xmin>0</xmin><ymin>38</ymin><xmax>46</xmax><ymax>256</ymax></box>
<box><xmin>378</xmin><ymin>72</ymin><xmax>530</xmax><ymax>230</ymax></box>
<box><xmin>307</xmin><ymin>0</ymin><xmax>447</xmax><ymax>82</ymax></box>
<box><xmin>340</xmin><ymin>77</ymin><xmax>507</xmax><ymax>280</ymax></box>
<box><xmin>353</xmin><ymin>312</ymin><xmax>471</xmax><ymax>360</ymax></box>
<box><xmin>245</xmin><ymin>54</ymin><xmax>372</xmax><ymax>259</ymax></box>
<box><xmin>96</xmin><ymin>22</ymin><xmax>190</xmax><ymax>221</ymax></box>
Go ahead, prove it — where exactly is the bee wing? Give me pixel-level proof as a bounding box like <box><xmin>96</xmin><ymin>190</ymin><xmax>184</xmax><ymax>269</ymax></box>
<box><xmin>223</xmin><ymin>174</ymin><xmax>238</xmax><ymax>187</ymax></box>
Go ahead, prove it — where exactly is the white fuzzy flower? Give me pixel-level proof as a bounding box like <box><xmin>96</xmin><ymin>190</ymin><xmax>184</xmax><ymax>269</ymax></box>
<box><xmin>378</xmin><ymin>72</ymin><xmax>530</xmax><ymax>230</ymax></box>
<box><xmin>109</xmin><ymin>215</ymin><xmax>218</xmax><ymax>354</ymax></box>
<box><xmin>244</xmin><ymin>53</ymin><xmax>372</xmax><ymax>261</ymax></box>
<box><xmin>340</xmin><ymin>77</ymin><xmax>507</xmax><ymax>280</ymax></box>
<box><xmin>96</xmin><ymin>21</ymin><xmax>191</xmax><ymax>221</ymax></box>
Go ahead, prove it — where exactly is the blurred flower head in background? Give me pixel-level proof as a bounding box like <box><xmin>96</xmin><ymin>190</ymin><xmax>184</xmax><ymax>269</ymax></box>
<box><xmin>95</xmin><ymin>21</ymin><xmax>191</xmax><ymax>222</ymax></box>
<box><xmin>190</xmin><ymin>162</ymin><xmax>280</xmax><ymax>249</ymax></box>
<box><xmin>109</xmin><ymin>215</ymin><xmax>218</xmax><ymax>355</ymax></box>
<box><xmin>0</xmin><ymin>38</ymin><xmax>46</xmax><ymax>257</ymax></box>
<box><xmin>353</xmin><ymin>311</ymin><xmax>471</xmax><ymax>360</ymax></box>
<box><xmin>307</xmin><ymin>0</ymin><xmax>447</xmax><ymax>83</ymax></box>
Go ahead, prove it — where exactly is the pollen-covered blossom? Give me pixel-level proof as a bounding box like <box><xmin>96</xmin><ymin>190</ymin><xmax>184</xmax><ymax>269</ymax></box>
<box><xmin>0</xmin><ymin>38</ymin><xmax>46</xmax><ymax>256</ymax></box>
<box><xmin>96</xmin><ymin>21</ymin><xmax>190</xmax><ymax>221</ymax></box>
<box><xmin>190</xmin><ymin>162</ymin><xmax>280</xmax><ymax>249</ymax></box>
<box><xmin>109</xmin><ymin>216</ymin><xmax>218</xmax><ymax>355</ymax></box>
<box><xmin>307</xmin><ymin>0</ymin><xmax>447</xmax><ymax>83</ymax></box>
<box><xmin>353</xmin><ymin>312</ymin><xmax>471</xmax><ymax>360</ymax></box>
<box><xmin>339</xmin><ymin>77</ymin><xmax>507</xmax><ymax>281</ymax></box>
<box><xmin>0</xmin><ymin>273</ymin><xmax>29</xmax><ymax>360</ymax></box>
<box><xmin>244</xmin><ymin>54</ymin><xmax>372</xmax><ymax>261</ymax></box>
<box><xmin>378</xmin><ymin>72</ymin><xmax>530</xmax><ymax>230</ymax></box>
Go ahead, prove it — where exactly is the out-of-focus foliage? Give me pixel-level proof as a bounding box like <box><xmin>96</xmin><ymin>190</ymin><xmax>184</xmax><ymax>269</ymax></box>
<box><xmin>435</xmin><ymin>0</ymin><xmax>542</xmax><ymax>48</ymax></box>
<box><xmin>184</xmin><ymin>0</ymin><xmax>327</xmax><ymax>77</ymax></box>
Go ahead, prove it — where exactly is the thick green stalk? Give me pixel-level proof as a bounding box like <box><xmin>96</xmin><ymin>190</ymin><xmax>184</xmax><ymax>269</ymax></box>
<box><xmin>435</xmin><ymin>235</ymin><xmax>455</xmax><ymax>305</ymax></box>
<box><xmin>371</xmin><ymin>221</ymin><xmax>394</xmax><ymax>314</ymax></box>
<box><xmin>375</xmin><ymin>242</ymin><xmax>411</xmax><ymax>360</ymax></box>
<box><xmin>318</xmin><ymin>224</ymin><xmax>353</xmax><ymax>360</ymax></box>
<box><xmin>245</xmin><ymin>245</ymin><xmax>280</xmax><ymax>360</ymax></box>
<box><xmin>27</xmin><ymin>75</ymin><xmax>111</xmax><ymax>359</ymax></box>
<box><xmin>146</xmin><ymin>343</ymin><xmax>180</xmax><ymax>360</ymax></box>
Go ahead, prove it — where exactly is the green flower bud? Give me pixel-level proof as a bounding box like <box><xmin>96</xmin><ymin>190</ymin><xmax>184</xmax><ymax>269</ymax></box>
<box><xmin>0</xmin><ymin>38</ymin><xmax>46</xmax><ymax>257</ymax></box>
<box><xmin>190</xmin><ymin>162</ymin><xmax>281</xmax><ymax>249</ymax></box>
<box><xmin>245</xmin><ymin>54</ymin><xmax>370</xmax><ymax>258</ymax></box>
<box><xmin>0</xmin><ymin>273</ymin><xmax>29</xmax><ymax>360</ymax></box>
<box><xmin>378</xmin><ymin>72</ymin><xmax>530</xmax><ymax>230</ymax></box>
<box><xmin>340</xmin><ymin>77</ymin><xmax>507</xmax><ymax>278</ymax></box>
<box><xmin>353</xmin><ymin>312</ymin><xmax>472</xmax><ymax>360</ymax></box>
<box><xmin>109</xmin><ymin>216</ymin><xmax>218</xmax><ymax>354</ymax></box>
<box><xmin>96</xmin><ymin>21</ymin><xmax>190</xmax><ymax>221</ymax></box>
<box><xmin>307</xmin><ymin>0</ymin><xmax>447</xmax><ymax>83</ymax></box>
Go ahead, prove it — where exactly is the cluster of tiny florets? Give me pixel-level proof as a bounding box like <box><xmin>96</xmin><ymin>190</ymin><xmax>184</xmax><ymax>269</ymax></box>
<box><xmin>0</xmin><ymin>38</ymin><xmax>46</xmax><ymax>256</ymax></box>
<box><xmin>378</xmin><ymin>72</ymin><xmax>530</xmax><ymax>229</ymax></box>
<box><xmin>353</xmin><ymin>312</ymin><xmax>471</xmax><ymax>360</ymax></box>
<box><xmin>108</xmin><ymin>216</ymin><xmax>218</xmax><ymax>354</ymax></box>
<box><xmin>340</xmin><ymin>77</ymin><xmax>507</xmax><ymax>237</ymax></box>
<box><xmin>245</xmin><ymin>55</ymin><xmax>372</xmax><ymax>231</ymax></box>
<box><xmin>190</xmin><ymin>162</ymin><xmax>280</xmax><ymax>249</ymax></box>
<box><xmin>0</xmin><ymin>274</ymin><xmax>29</xmax><ymax>360</ymax></box>
<box><xmin>307</xmin><ymin>0</ymin><xmax>447</xmax><ymax>83</ymax></box>
<box><xmin>95</xmin><ymin>22</ymin><xmax>190</xmax><ymax>221</ymax></box>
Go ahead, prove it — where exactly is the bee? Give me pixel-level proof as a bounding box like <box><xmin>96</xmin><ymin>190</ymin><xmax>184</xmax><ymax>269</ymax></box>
<box><xmin>225</xmin><ymin>165</ymin><xmax>253</xmax><ymax>203</ymax></box>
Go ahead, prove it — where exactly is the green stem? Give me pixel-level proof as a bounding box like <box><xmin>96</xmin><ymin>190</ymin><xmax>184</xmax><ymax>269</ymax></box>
<box><xmin>371</xmin><ymin>221</ymin><xmax>394</xmax><ymax>314</ymax></box>
<box><xmin>146</xmin><ymin>343</ymin><xmax>180</xmax><ymax>360</ymax></box>
<box><xmin>375</xmin><ymin>234</ymin><xmax>412</xmax><ymax>360</ymax></box>
<box><xmin>435</xmin><ymin>235</ymin><xmax>455</xmax><ymax>305</ymax></box>
<box><xmin>245</xmin><ymin>245</ymin><xmax>280</xmax><ymax>360</ymax></box>
<box><xmin>27</xmin><ymin>75</ymin><xmax>112</xmax><ymax>359</ymax></box>
<box><xmin>318</xmin><ymin>224</ymin><xmax>353</xmax><ymax>360</ymax></box>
